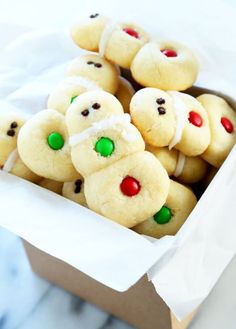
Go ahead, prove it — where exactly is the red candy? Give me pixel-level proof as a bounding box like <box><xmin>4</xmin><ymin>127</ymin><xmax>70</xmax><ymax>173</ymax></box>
<box><xmin>123</xmin><ymin>28</ymin><xmax>139</xmax><ymax>39</ymax></box>
<box><xmin>120</xmin><ymin>176</ymin><xmax>141</xmax><ymax>197</ymax></box>
<box><xmin>161</xmin><ymin>49</ymin><xmax>177</xmax><ymax>57</ymax></box>
<box><xmin>188</xmin><ymin>111</ymin><xmax>203</xmax><ymax>127</ymax></box>
<box><xmin>221</xmin><ymin>117</ymin><xmax>234</xmax><ymax>134</ymax></box>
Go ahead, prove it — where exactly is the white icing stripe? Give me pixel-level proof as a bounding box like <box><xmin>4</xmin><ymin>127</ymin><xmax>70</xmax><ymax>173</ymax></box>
<box><xmin>173</xmin><ymin>152</ymin><xmax>186</xmax><ymax>177</ymax></box>
<box><xmin>99</xmin><ymin>21</ymin><xmax>120</xmax><ymax>57</ymax></box>
<box><xmin>168</xmin><ymin>91</ymin><xmax>188</xmax><ymax>150</ymax></box>
<box><xmin>3</xmin><ymin>149</ymin><xmax>19</xmax><ymax>173</ymax></box>
<box><xmin>65</xmin><ymin>76</ymin><xmax>101</xmax><ymax>91</ymax></box>
<box><xmin>69</xmin><ymin>113</ymin><xmax>136</xmax><ymax>146</ymax></box>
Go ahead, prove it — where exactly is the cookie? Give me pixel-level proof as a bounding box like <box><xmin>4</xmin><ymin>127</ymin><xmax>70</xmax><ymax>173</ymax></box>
<box><xmin>62</xmin><ymin>178</ymin><xmax>87</xmax><ymax>206</ymax></box>
<box><xmin>0</xmin><ymin>112</ymin><xmax>40</xmax><ymax>183</ymax></box>
<box><xmin>38</xmin><ymin>178</ymin><xmax>63</xmax><ymax>194</ymax></box>
<box><xmin>18</xmin><ymin>109</ymin><xmax>78</xmax><ymax>182</ymax></box>
<box><xmin>67</xmin><ymin>54</ymin><xmax>119</xmax><ymax>94</ymax></box>
<box><xmin>197</xmin><ymin>94</ymin><xmax>236</xmax><ymax>167</ymax></box>
<box><xmin>130</xmin><ymin>88</ymin><xmax>211</xmax><ymax>156</ymax></box>
<box><xmin>131</xmin><ymin>41</ymin><xmax>199</xmax><ymax>91</ymax></box>
<box><xmin>147</xmin><ymin>145</ymin><xmax>208</xmax><ymax>184</ymax></box>
<box><xmin>47</xmin><ymin>77</ymin><xmax>101</xmax><ymax>115</ymax></box>
<box><xmin>115</xmin><ymin>77</ymin><xmax>135</xmax><ymax>113</ymax></box>
<box><xmin>133</xmin><ymin>180</ymin><xmax>197</xmax><ymax>238</ymax></box>
<box><xmin>84</xmin><ymin>151</ymin><xmax>170</xmax><ymax>228</ymax></box>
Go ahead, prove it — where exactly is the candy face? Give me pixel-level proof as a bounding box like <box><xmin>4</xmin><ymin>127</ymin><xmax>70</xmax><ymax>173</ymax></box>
<box><xmin>154</xmin><ymin>206</ymin><xmax>172</xmax><ymax>224</ymax></box>
<box><xmin>221</xmin><ymin>117</ymin><xmax>234</xmax><ymax>133</ymax></box>
<box><xmin>161</xmin><ymin>49</ymin><xmax>177</xmax><ymax>57</ymax></box>
<box><xmin>47</xmin><ymin>132</ymin><xmax>64</xmax><ymax>150</ymax></box>
<box><xmin>95</xmin><ymin>137</ymin><xmax>115</xmax><ymax>157</ymax></box>
<box><xmin>120</xmin><ymin>176</ymin><xmax>141</xmax><ymax>197</ymax></box>
<box><xmin>188</xmin><ymin>111</ymin><xmax>203</xmax><ymax>127</ymax></box>
<box><xmin>123</xmin><ymin>27</ymin><xmax>139</xmax><ymax>39</ymax></box>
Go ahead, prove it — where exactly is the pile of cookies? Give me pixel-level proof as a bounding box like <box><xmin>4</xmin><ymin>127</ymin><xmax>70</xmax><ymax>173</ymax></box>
<box><xmin>1</xmin><ymin>14</ymin><xmax>236</xmax><ymax>239</ymax></box>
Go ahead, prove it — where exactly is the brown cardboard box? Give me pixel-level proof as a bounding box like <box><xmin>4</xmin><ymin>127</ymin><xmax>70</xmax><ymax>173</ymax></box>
<box><xmin>23</xmin><ymin>240</ymin><xmax>195</xmax><ymax>329</ymax></box>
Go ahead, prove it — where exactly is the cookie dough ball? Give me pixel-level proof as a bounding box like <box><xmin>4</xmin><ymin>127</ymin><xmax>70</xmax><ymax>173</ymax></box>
<box><xmin>38</xmin><ymin>178</ymin><xmax>63</xmax><ymax>194</ymax></box>
<box><xmin>71</xmin><ymin>13</ymin><xmax>109</xmax><ymax>51</ymax></box>
<box><xmin>115</xmin><ymin>77</ymin><xmax>135</xmax><ymax>113</ymax></box>
<box><xmin>71</xmin><ymin>121</ymin><xmax>145</xmax><ymax>176</ymax></box>
<box><xmin>84</xmin><ymin>151</ymin><xmax>170</xmax><ymax>228</ymax></box>
<box><xmin>62</xmin><ymin>178</ymin><xmax>87</xmax><ymax>207</ymax></box>
<box><xmin>18</xmin><ymin>110</ymin><xmax>78</xmax><ymax>182</ymax></box>
<box><xmin>131</xmin><ymin>41</ymin><xmax>199</xmax><ymax>91</ymax></box>
<box><xmin>66</xmin><ymin>90</ymin><xmax>124</xmax><ymax>135</ymax></box>
<box><xmin>67</xmin><ymin>54</ymin><xmax>119</xmax><ymax>94</ymax></box>
<box><xmin>133</xmin><ymin>180</ymin><xmax>197</xmax><ymax>238</ymax></box>
<box><xmin>197</xmin><ymin>94</ymin><xmax>236</xmax><ymax>167</ymax></box>
<box><xmin>47</xmin><ymin>77</ymin><xmax>101</xmax><ymax>115</ymax></box>
<box><xmin>147</xmin><ymin>145</ymin><xmax>208</xmax><ymax>184</ymax></box>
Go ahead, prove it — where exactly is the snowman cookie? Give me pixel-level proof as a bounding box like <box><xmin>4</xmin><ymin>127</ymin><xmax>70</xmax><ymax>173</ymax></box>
<box><xmin>71</xmin><ymin>14</ymin><xmax>150</xmax><ymax>68</ymax></box>
<box><xmin>115</xmin><ymin>77</ymin><xmax>135</xmax><ymax>113</ymax></box>
<box><xmin>147</xmin><ymin>145</ymin><xmax>208</xmax><ymax>184</ymax></box>
<box><xmin>67</xmin><ymin>54</ymin><xmax>119</xmax><ymax>94</ymax></box>
<box><xmin>130</xmin><ymin>88</ymin><xmax>211</xmax><ymax>156</ymax></box>
<box><xmin>133</xmin><ymin>180</ymin><xmax>197</xmax><ymax>238</ymax></box>
<box><xmin>62</xmin><ymin>177</ymin><xmax>87</xmax><ymax>207</ymax></box>
<box><xmin>38</xmin><ymin>178</ymin><xmax>63</xmax><ymax>194</ymax></box>
<box><xmin>131</xmin><ymin>41</ymin><xmax>199</xmax><ymax>91</ymax></box>
<box><xmin>84</xmin><ymin>151</ymin><xmax>170</xmax><ymax>227</ymax></box>
<box><xmin>18</xmin><ymin>110</ymin><xmax>78</xmax><ymax>182</ymax></box>
<box><xmin>197</xmin><ymin>94</ymin><xmax>236</xmax><ymax>167</ymax></box>
<box><xmin>0</xmin><ymin>112</ymin><xmax>40</xmax><ymax>183</ymax></box>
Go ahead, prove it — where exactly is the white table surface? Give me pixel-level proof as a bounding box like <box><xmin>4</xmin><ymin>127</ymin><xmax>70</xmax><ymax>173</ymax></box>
<box><xmin>1</xmin><ymin>0</ymin><xmax>236</xmax><ymax>328</ymax></box>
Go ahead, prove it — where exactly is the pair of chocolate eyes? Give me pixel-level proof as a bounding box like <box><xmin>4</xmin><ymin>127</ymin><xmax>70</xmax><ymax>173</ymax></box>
<box><xmin>7</xmin><ymin>121</ymin><xmax>18</xmax><ymax>137</ymax></box>
<box><xmin>156</xmin><ymin>98</ymin><xmax>166</xmax><ymax>115</ymax></box>
<box><xmin>87</xmin><ymin>61</ymin><xmax>102</xmax><ymax>68</ymax></box>
<box><xmin>74</xmin><ymin>179</ymin><xmax>82</xmax><ymax>194</ymax></box>
<box><xmin>81</xmin><ymin>102</ymin><xmax>101</xmax><ymax>116</ymax></box>
<box><xmin>89</xmin><ymin>13</ymin><xmax>99</xmax><ymax>18</ymax></box>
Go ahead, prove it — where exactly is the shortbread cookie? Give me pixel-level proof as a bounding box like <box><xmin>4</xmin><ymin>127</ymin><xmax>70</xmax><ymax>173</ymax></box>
<box><xmin>133</xmin><ymin>180</ymin><xmax>197</xmax><ymax>238</ymax></box>
<box><xmin>66</xmin><ymin>90</ymin><xmax>124</xmax><ymax>135</ymax></box>
<box><xmin>147</xmin><ymin>145</ymin><xmax>208</xmax><ymax>184</ymax></box>
<box><xmin>62</xmin><ymin>178</ymin><xmax>87</xmax><ymax>206</ymax></box>
<box><xmin>131</xmin><ymin>41</ymin><xmax>199</xmax><ymax>90</ymax></box>
<box><xmin>84</xmin><ymin>151</ymin><xmax>170</xmax><ymax>227</ymax></box>
<box><xmin>18</xmin><ymin>110</ymin><xmax>78</xmax><ymax>182</ymax></box>
<box><xmin>0</xmin><ymin>112</ymin><xmax>40</xmax><ymax>183</ymax></box>
<box><xmin>197</xmin><ymin>94</ymin><xmax>236</xmax><ymax>167</ymax></box>
<box><xmin>67</xmin><ymin>54</ymin><xmax>119</xmax><ymax>94</ymax></box>
<box><xmin>130</xmin><ymin>88</ymin><xmax>210</xmax><ymax>156</ymax></box>
<box><xmin>115</xmin><ymin>77</ymin><xmax>135</xmax><ymax>113</ymax></box>
<box><xmin>38</xmin><ymin>178</ymin><xmax>63</xmax><ymax>194</ymax></box>
<box><xmin>47</xmin><ymin>77</ymin><xmax>101</xmax><ymax>114</ymax></box>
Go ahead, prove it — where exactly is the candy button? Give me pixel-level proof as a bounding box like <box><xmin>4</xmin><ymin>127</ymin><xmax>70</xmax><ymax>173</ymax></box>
<box><xmin>120</xmin><ymin>176</ymin><xmax>141</xmax><ymax>197</ymax></box>
<box><xmin>161</xmin><ymin>49</ymin><xmax>177</xmax><ymax>57</ymax></box>
<box><xmin>70</xmin><ymin>95</ymin><xmax>78</xmax><ymax>104</ymax></box>
<box><xmin>154</xmin><ymin>206</ymin><xmax>172</xmax><ymax>224</ymax></box>
<box><xmin>123</xmin><ymin>28</ymin><xmax>139</xmax><ymax>39</ymax></box>
<box><xmin>95</xmin><ymin>137</ymin><xmax>115</xmax><ymax>157</ymax></box>
<box><xmin>221</xmin><ymin>117</ymin><xmax>234</xmax><ymax>134</ymax></box>
<box><xmin>47</xmin><ymin>132</ymin><xmax>64</xmax><ymax>150</ymax></box>
<box><xmin>188</xmin><ymin>111</ymin><xmax>203</xmax><ymax>127</ymax></box>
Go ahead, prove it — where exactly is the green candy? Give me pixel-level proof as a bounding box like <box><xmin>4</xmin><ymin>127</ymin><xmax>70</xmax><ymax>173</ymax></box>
<box><xmin>47</xmin><ymin>132</ymin><xmax>64</xmax><ymax>150</ymax></box>
<box><xmin>95</xmin><ymin>137</ymin><xmax>115</xmax><ymax>157</ymax></box>
<box><xmin>70</xmin><ymin>95</ymin><xmax>78</xmax><ymax>104</ymax></box>
<box><xmin>154</xmin><ymin>206</ymin><xmax>172</xmax><ymax>225</ymax></box>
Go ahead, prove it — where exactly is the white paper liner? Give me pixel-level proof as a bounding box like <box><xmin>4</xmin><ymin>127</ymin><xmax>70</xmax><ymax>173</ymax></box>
<box><xmin>2</xmin><ymin>148</ymin><xmax>19</xmax><ymax>173</ymax></box>
<box><xmin>173</xmin><ymin>152</ymin><xmax>186</xmax><ymax>177</ymax></box>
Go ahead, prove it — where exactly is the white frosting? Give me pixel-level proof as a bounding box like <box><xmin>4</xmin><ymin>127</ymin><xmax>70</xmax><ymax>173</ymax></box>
<box><xmin>3</xmin><ymin>149</ymin><xmax>19</xmax><ymax>173</ymax></box>
<box><xmin>99</xmin><ymin>21</ymin><xmax>120</xmax><ymax>57</ymax></box>
<box><xmin>65</xmin><ymin>76</ymin><xmax>101</xmax><ymax>91</ymax></box>
<box><xmin>69</xmin><ymin>113</ymin><xmax>137</xmax><ymax>146</ymax></box>
<box><xmin>173</xmin><ymin>152</ymin><xmax>186</xmax><ymax>177</ymax></box>
<box><xmin>168</xmin><ymin>91</ymin><xmax>188</xmax><ymax>150</ymax></box>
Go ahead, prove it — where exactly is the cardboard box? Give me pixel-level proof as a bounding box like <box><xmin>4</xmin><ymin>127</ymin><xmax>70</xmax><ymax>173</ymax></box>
<box><xmin>23</xmin><ymin>240</ymin><xmax>195</xmax><ymax>329</ymax></box>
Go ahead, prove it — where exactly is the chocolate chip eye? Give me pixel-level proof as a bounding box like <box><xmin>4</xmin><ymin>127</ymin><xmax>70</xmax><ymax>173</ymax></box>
<box><xmin>157</xmin><ymin>107</ymin><xmax>166</xmax><ymax>115</ymax></box>
<box><xmin>81</xmin><ymin>109</ymin><xmax>89</xmax><ymax>117</ymax></box>
<box><xmin>89</xmin><ymin>13</ymin><xmax>99</xmax><ymax>19</ymax></box>
<box><xmin>94</xmin><ymin>63</ymin><xmax>102</xmax><ymax>68</ymax></box>
<box><xmin>74</xmin><ymin>179</ymin><xmax>82</xmax><ymax>194</ymax></box>
<box><xmin>10</xmin><ymin>121</ymin><xmax>18</xmax><ymax>129</ymax></box>
<box><xmin>92</xmin><ymin>103</ymin><xmax>101</xmax><ymax>110</ymax></box>
<box><xmin>87</xmin><ymin>61</ymin><xmax>94</xmax><ymax>65</ymax></box>
<box><xmin>156</xmin><ymin>98</ymin><xmax>165</xmax><ymax>105</ymax></box>
<box><xmin>7</xmin><ymin>129</ymin><xmax>15</xmax><ymax>137</ymax></box>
